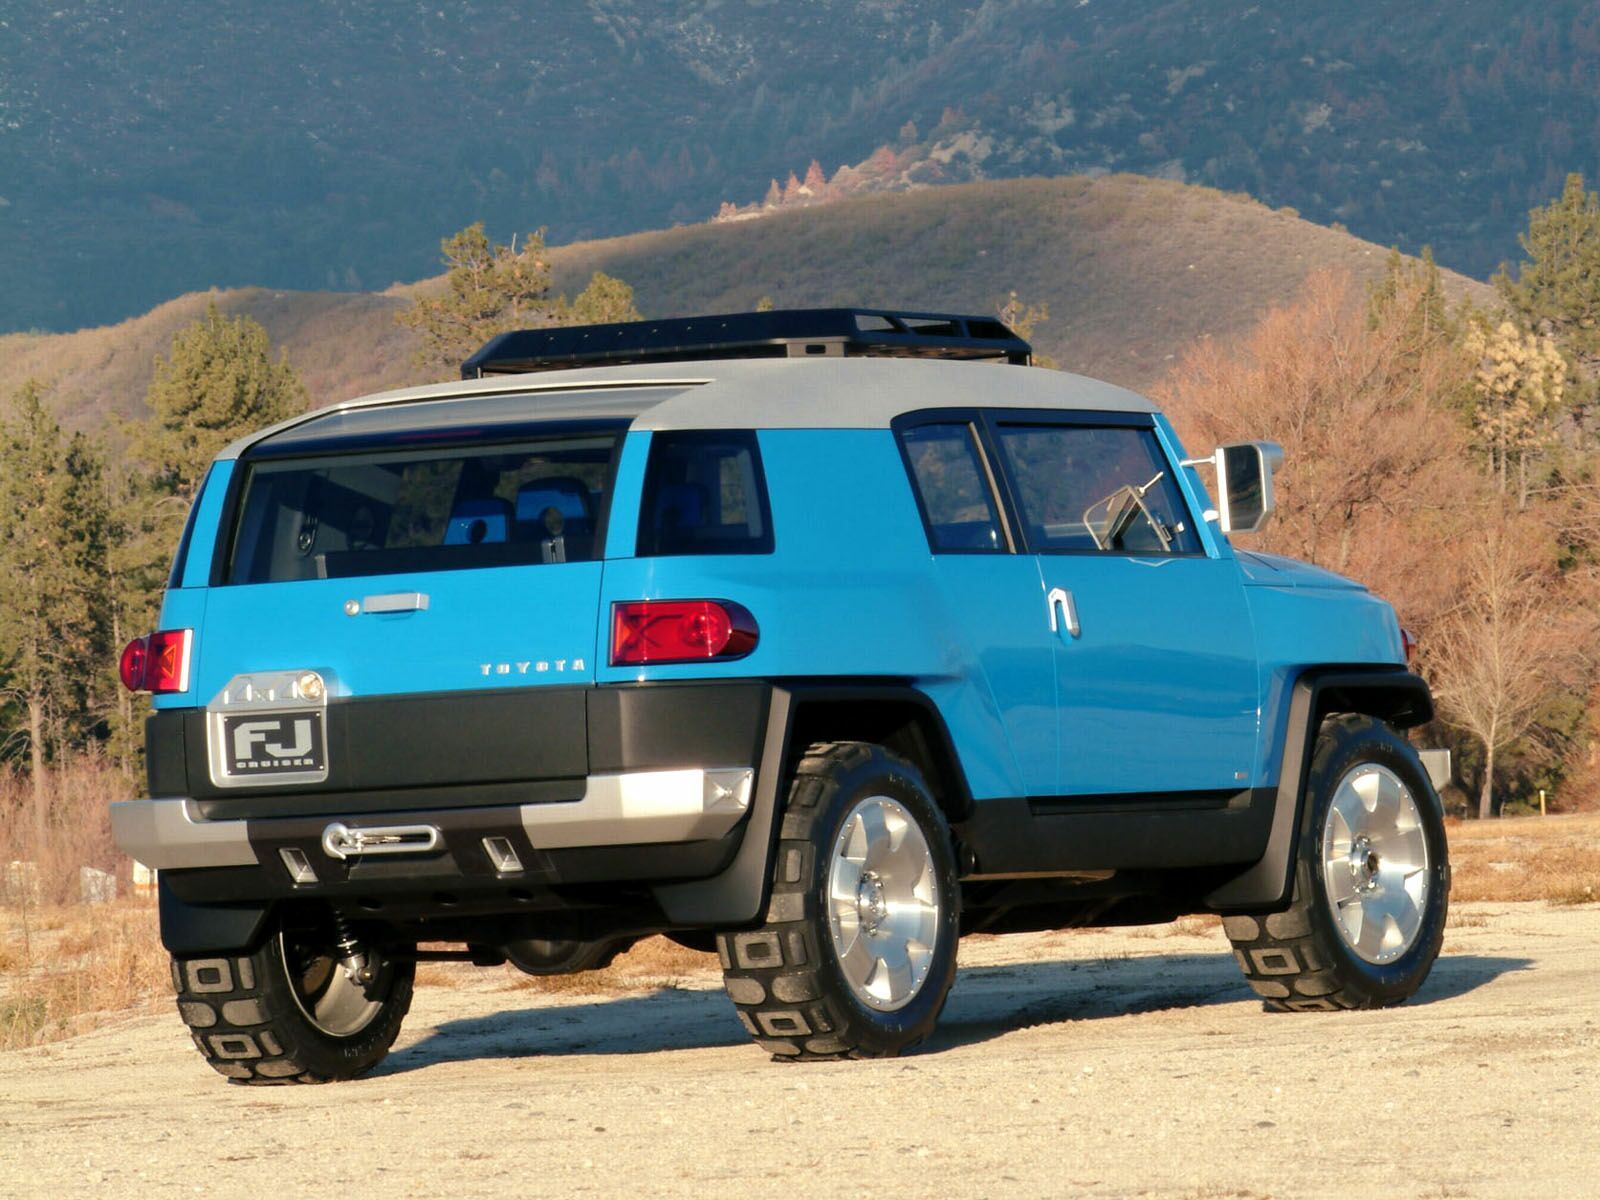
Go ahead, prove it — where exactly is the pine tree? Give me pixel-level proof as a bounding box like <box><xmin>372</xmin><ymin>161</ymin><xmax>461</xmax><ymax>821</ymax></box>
<box><xmin>558</xmin><ymin>271</ymin><xmax>641</xmax><ymax>326</ymax></box>
<box><xmin>1462</xmin><ymin>317</ymin><xmax>1567</xmax><ymax>504</ymax></box>
<box><xmin>1496</xmin><ymin>173</ymin><xmax>1600</xmax><ymax>378</ymax></box>
<box><xmin>398</xmin><ymin>222</ymin><xmax>644</xmax><ymax>371</ymax></box>
<box><xmin>0</xmin><ymin>382</ymin><xmax>112</xmax><ymax>842</ymax></box>
<box><xmin>129</xmin><ymin>301</ymin><xmax>309</xmax><ymax>503</ymax></box>
<box><xmin>398</xmin><ymin>223</ymin><xmax>560</xmax><ymax>371</ymax></box>
<box><xmin>1368</xmin><ymin>246</ymin><xmax>1455</xmax><ymax>354</ymax></box>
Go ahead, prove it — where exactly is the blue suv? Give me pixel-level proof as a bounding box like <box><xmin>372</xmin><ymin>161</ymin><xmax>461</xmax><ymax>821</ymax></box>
<box><xmin>113</xmin><ymin>309</ymin><xmax>1450</xmax><ymax>1083</ymax></box>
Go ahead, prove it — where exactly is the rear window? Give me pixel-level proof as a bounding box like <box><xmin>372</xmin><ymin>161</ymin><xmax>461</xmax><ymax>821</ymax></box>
<box><xmin>636</xmin><ymin>431</ymin><xmax>773</xmax><ymax>556</ymax></box>
<box><xmin>224</xmin><ymin>431</ymin><xmax>621</xmax><ymax>584</ymax></box>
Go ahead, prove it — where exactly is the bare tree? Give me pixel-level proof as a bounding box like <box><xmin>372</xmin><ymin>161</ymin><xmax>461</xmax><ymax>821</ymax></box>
<box><xmin>1154</xmin><ymin>267</ymin><xmax>1483</xmax><ymax>635</ymax></box>
<box><xmin>1425</xmin><ymin>511</ymin><xmax>1587</xmax><ymax>817</ymax></box>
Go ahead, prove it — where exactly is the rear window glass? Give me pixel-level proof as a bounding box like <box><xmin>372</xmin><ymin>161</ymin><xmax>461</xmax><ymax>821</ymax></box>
<box><xmin>636</xmin><ymin>431</ymin><xmax>773</xmax><ymax>556</ymax></box>
<box><xmin>224</xmin><ymin>432</ymin><xmax>620</xmax><ymax>584</ymax></box>
<box><xmin>899</xmin><ymin>422</ymin><xmax>1005</xmax><ymax>552</ymax></box>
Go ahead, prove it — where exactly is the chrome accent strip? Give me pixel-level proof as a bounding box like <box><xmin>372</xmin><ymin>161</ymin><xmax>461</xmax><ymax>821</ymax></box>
<box><xmin>321</xmin><ymin>823</ymin><xmax>442</xmax><ymax>860</ymax></box>
<box><xmin>520</xmin><ymin>767</ymin><xmax>754</xmax><ymax>850</ymax></box>
<box><xmin>360</xmin><ymin>591</ymin><xmax>429</xmax><ymax>614</ymax></box>
<box><xmin>482</xmin><ymin>836</ymin><xmax>524</xmax><ymax>874</ymax></box>
<box><xmin>111</xmin><ymin>799</ymin><xmax>257</xmax><ymax>870</ymax></box>
<box><xmin>279</xmin><ymin>847</ymin><xmax>318</xmax><ymax>884</ymax></box>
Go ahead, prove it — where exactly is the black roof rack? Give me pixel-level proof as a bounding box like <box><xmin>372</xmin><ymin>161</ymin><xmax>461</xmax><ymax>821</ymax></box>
<box><xmin>459</xmin><ymin>308</ymin><xmax>1032</xmax><ymax>378</ymax></box>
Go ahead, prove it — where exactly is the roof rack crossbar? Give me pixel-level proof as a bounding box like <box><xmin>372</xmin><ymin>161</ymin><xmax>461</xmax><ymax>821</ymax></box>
<box><xmin>460</xmin><ymin>308</ymin><xmax>1032</xmax><ymax>377</ymax></box>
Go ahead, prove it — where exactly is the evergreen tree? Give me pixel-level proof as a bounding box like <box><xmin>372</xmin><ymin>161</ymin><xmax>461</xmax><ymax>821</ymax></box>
<box><xmin>559</xmin><ymin>271</ymin><xmax>641</xmax><ymax>325</ymax></box>
<box><xmin>1496</xmin><ymin>173</ymin><xmax>1600</xmax><ymax>378</ymax></box>
<box><xmin>113</xmin><ymin>304</ymin><xmax>308</xmax><ymax>778</ymax></box>
<box><xmin>398</xmin><ymin>222</ymin><xmax>645</xmax><ymax>372</ymax></box>
<box><xmin>398</xmin><ymin>223</ymin><xmax>560</xmax><ymax>371</ymax></box>
<box><xmin>1368</xmin><ymin>246</ymin><xmax>1455</xmax><ymax>354</ymax></box>
<box><xmin>1462</xmin><ymin>317</ymin><xmax>1567</xmax><ymax>505</ymax></box>
<box><xmin>0</xmin><ymin>382</ymin><xmax>112</xmax><ymax>841</ymax></box>
<box><xmin>129</xmin><ymin>301</ymin><xmax>309</xmax><ymax>503</ymax></box>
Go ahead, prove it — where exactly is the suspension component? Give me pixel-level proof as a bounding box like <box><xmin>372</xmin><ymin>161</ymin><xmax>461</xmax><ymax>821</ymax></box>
<box><xmin>330</xmin><ymin>911</ymin><xmax>376</xmax><ymax>985</ymax></box>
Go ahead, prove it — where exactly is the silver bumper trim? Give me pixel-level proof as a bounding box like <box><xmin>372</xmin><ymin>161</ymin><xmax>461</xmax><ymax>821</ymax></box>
<box><xmin>111</xmin><ymin>799</ymin><xmax>258</xmax><ymax>870</ymax></box>
<box><xmin>519</xmin><ymin>767</ymin><xmax>754</xmax><ymax>849</ymax></box>
<box><xmin>111</xmin><ymin>766</ymin><xmax>755</xmax><ymax>871</ymax></box>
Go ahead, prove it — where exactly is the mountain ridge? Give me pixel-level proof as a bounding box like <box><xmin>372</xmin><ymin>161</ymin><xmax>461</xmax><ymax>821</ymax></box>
<box><xmin>1</xmin><ymin>1</ymin><xmax>1590</xmax><ymax>331</ymax></box>
<box><xmin>1</xmin><ymin>176</ymin><xmax>1492</xmax><ymax>437</ymax></box>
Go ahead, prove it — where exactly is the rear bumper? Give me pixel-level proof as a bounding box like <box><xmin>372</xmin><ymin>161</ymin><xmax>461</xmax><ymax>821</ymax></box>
<box><xmin>122</xmin><ymin>683</ymin><xmax>798</xmax><ymax>951</ymax></box>
<box><xmin>113</xmin><ymin>765</ymin><xmax>753</xmax><ymax>872</ymax></box>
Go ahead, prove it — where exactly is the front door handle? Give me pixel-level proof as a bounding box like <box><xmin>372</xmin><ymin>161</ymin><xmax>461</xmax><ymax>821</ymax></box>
<box><xmin>1047</xmin><ymin>587</ymin><xmax>1080</xmax><ymax>639</ymax></box>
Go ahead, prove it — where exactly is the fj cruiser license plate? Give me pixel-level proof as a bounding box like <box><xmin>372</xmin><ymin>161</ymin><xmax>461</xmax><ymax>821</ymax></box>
<box><xmin>218</xmin><ymin>711</ymin><xmax>327</xmax><ymax>781</ymax></box>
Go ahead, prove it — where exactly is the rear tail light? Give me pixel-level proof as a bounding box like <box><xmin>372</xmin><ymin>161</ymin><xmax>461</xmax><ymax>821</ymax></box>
<box><xmin>610</xmin><ymin>600</ymin><xmax>758</xmax><ymax>666</ymax></box>
<box><xmin>1401</xmin><ymin>627</ymin><xmax>1418</xmax><ymax>665</ymax></box>
<box><xmin>119</xmin><ymin>629</ymin><xmax>193</xmax><ymax>694</ymax></box>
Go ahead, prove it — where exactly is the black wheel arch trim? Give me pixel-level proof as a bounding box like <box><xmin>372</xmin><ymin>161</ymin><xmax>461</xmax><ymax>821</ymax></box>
<box><xmin>652</xmin><ymin>680</ymin><xmax>973</xmax><ymax>928</ymax></box>
<box><xmin>159</xmin><ymin>874</ymin><xmax>273</xmax><ymax>956</ymax></box>
<box><xmin>1205</xmin><ymin>666</ymin><xmax>1436</xmax><ymax>913</ymax></box>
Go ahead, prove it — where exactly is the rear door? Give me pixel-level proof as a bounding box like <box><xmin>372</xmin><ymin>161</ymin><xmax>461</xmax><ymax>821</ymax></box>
<box><xmin>895</xmin><ymin>417</ymin><xmax>1057</xmax><ymax>797</ymax></box>
<box><xmin>986</xmin><ymin>413</ymin><xmax>1260</xmax><ymax>797</ymax></box>
<box><xmin>194</xmin><ymin>420</ymin><xmax>626</xmax><ymax>792</ymax></box>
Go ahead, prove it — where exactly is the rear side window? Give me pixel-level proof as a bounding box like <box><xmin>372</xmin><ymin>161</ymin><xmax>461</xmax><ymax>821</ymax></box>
<box><xmin>636</xmin><ymin>431</ymin><xmax>773</xmax><ymax>556</ymax></box>
<box><xmin>224</xmin><ymin>431</ymin><xmax>620</xmax><ymax>584</ymax></box>
<box><xmin>898</xmin><ymin>422</ymin><xmax>1006</xmax><ymax>553</ymax></box>
<box><xmin>994</xmin><ymin>423</ymin><xmax>1200</xmax><ymax>555</ymax></box>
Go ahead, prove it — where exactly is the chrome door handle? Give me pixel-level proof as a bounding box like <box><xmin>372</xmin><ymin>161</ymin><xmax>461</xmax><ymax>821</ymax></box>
<box><xmin>345</xmin><ymin>592</ymin><xmax>430</xmax><ymax>616</ymax></box>
<box><xmin>1047</xmin><ymin>586</ymin><xmax>1080</xmax><ymax>638</ymax></box>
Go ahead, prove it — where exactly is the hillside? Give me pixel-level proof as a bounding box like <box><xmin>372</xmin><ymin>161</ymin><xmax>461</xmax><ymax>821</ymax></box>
<box><xmin>0</xmin><ymin>176</ymin><xmax>1492</xmax><ymax>434</ymax></box>
<box><xmin>2</xmin><ymin>0</ymin><xmax>1590</xmax><ymax>331</ymax></box>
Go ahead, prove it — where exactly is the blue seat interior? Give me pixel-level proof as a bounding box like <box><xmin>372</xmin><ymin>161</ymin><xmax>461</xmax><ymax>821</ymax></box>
<box><xmin>443</xmin><ymin>497</ymin><xmax>512</xmax><ymax>545</ymax></box>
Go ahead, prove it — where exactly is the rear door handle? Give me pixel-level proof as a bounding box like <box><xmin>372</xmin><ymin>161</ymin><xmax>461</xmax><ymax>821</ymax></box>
<box><xmin>347</xmin><ymin>592</ymin><xmax>430</xmax><ymax>615</ymax></box>
<box><xmin>1047</xmin><ymin>587</ymin><xmax>1080</xmax><ymax>639</ymax></box>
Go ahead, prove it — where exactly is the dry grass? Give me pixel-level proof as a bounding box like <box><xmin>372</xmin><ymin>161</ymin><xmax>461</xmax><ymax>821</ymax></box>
<box><xmin>0</xmin><ymin>900</ymin><xmax>168</xmax><ymax>1052</ymax></box>
<box><xmin>1446</xmin><ymin>812</ymin><xmax>1600</xmax><ymax>905</ymax></box>
<box><xmin>0</xmin><ymin>756</ymin><xmax>132</xmax><ymax>907</ymax></box>
<box><xmin>500</xmin><ymin>936</ymin><xmax>718</xmax><ymax>996</ymax></box>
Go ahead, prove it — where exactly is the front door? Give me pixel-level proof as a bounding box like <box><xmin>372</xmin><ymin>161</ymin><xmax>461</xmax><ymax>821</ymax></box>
<box><xmin>987</xmin><ymin>415</ymin><xmax>1260</xmax><ymax>797</ymax></box>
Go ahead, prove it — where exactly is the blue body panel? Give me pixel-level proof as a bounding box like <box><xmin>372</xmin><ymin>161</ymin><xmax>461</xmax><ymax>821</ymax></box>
<box><xmin>158</xmin><ymin>406</ymin><xmax>1408</xmax><ymax>803</ymax></box>
<box><xmin>1039</xmin><ymin>553</ymin><xmax>1261</xmax><ymax>793</ymax></box>
<box><xmin>597</xmin><ymin>430</ymin><xmax>1034</xmax><ymax>800</ymax></box>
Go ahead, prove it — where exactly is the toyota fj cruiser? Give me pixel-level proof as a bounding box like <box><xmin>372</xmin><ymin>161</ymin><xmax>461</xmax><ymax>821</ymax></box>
<box><xmin>113</xmin><ymin>309</ymin><xmax>1450</xmax><ymax>1083</ymax></box>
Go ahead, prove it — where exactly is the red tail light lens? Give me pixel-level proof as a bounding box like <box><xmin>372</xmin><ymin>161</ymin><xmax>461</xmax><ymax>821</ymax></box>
<box><xmin>119</xmin><ymin>629</ymin><xmax>192</xmax><ymax>693</ymax></box>
<box><xmin>611</xmin><ymin>601</ymin><xmax>758</xmax><ymax>666</ymax></box>
<box><xmin>118</xmin><ymin>637</ymin><xmax>149</xmax><ymax>692</ymax></box>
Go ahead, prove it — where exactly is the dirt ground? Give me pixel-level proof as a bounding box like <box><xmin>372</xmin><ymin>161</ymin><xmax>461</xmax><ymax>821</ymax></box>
<box><xmin>1</xmin><ymin>901</ymin><xmax>1596</xmax><ymax>1199</ymax></box>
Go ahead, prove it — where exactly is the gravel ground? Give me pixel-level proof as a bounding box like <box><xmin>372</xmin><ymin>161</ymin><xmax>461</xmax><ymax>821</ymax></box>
<box><xmin>2</xmin><ymin>902</ymin><xmax>1596</xmax><ymax>1199</ymax></box>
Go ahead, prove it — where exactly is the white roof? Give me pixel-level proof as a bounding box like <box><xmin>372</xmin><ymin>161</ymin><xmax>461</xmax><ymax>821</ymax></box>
<box><xmin>222</xmin><ymin>358</ymin><xmax>1157</xmax><ymax>459</ymax></box>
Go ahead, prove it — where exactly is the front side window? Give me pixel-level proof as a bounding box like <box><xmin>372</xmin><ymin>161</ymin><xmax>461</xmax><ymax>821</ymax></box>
<box><xmin>225</xmin><ymin>432</ymin><xmax>620</xmax><ymax>584</ymax></box>
<box><xmin>994</xmin><ymin>423</ymin><xmax>1200</xmax><ymax>555</ymax></box>
<box><xmin>898</xmin><ymin>422</ymin><xmax>1006</xmax><ymax>552</ymax></box>
<box><xmin>636</xmin><ymin>431</ymin><xmax>774</xmax><ymax>556</ymax></box>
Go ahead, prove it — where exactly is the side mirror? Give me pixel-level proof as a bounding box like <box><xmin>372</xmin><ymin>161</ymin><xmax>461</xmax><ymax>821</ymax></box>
<box><xmin>1215</xmin><ymin>441</ymin><xmax>1283</xmax><ymax>533</ymax></box>
<box><xmin>1183</xmin><ymin>441</ymin><xmax>1283</xmax><ymax>534</ymax></box>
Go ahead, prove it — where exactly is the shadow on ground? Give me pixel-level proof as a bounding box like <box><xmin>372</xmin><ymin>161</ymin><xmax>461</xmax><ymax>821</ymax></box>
<box><xmin>379</xmin><ymin>949</ymin><xmax>1528</xmax><ymax>1076</ymax></box>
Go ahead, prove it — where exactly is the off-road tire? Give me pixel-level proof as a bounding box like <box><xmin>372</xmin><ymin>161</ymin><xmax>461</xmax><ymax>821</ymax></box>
<box><xmin>171</xmin><ymin>917</ymin><xmax>414</xmax><ymax>1084</ymax></box>
<box><xmin>1225</xmin><ymin>714</ymin><xmax>1449</xmax><ymax>1011</ymax></box>
<box><xmin>717</xmin><ymin>741</ymin><xmax>960</xmax><ymax>1060</ymax></box>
